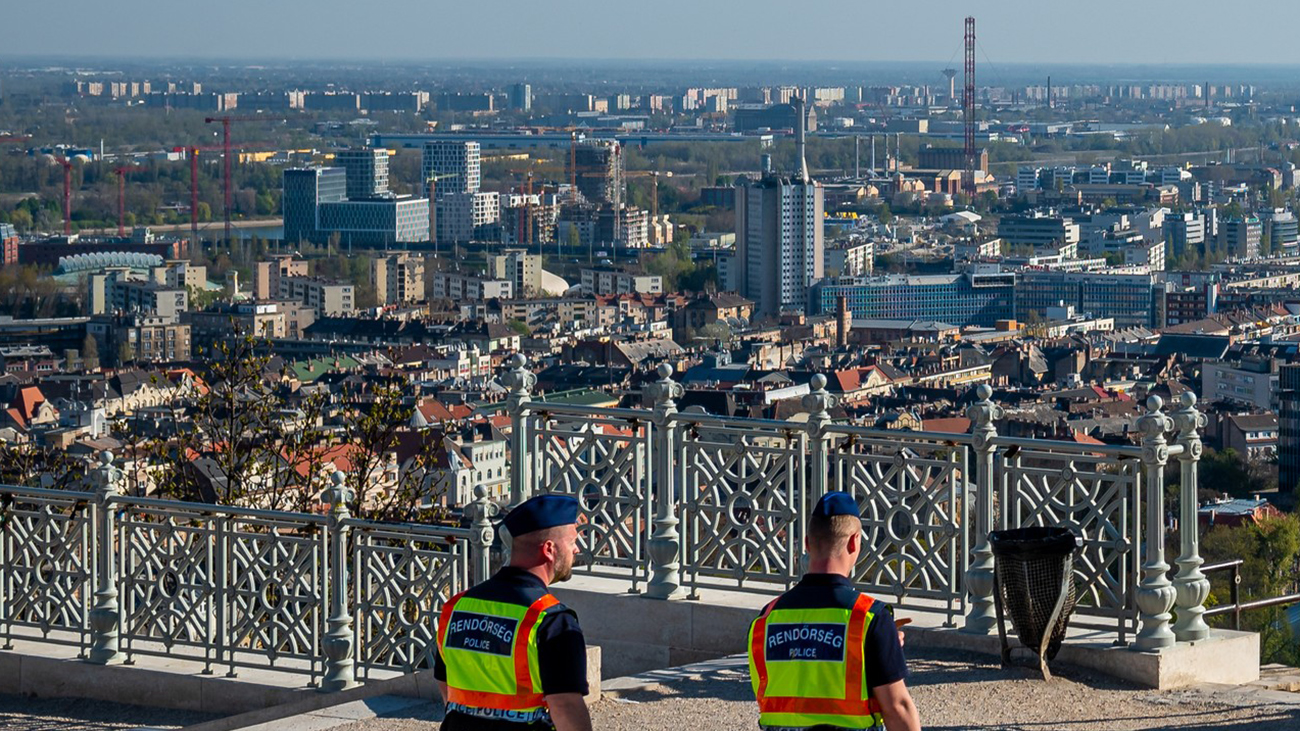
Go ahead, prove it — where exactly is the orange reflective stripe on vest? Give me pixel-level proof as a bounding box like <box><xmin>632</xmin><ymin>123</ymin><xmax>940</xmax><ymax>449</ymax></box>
<box><xmin>750</xmin><ymin>598</ymin><xmax>779</xmax><ymax>700</ymax></box>
<box><xmin>513</xmin><ymin>594</ymin><xmax>559</xmax><ymax>696</ymax></box>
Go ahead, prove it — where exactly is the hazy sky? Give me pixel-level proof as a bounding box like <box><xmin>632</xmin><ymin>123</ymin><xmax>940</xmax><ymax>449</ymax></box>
<box><xmin>8</xmin><ymin>1</ymin><xmax>1300</xmax><ymax>65</ymax></box>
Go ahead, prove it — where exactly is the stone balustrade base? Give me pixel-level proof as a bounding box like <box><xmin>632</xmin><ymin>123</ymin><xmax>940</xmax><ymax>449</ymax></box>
<box><xmin>906</xmin><ymin>626</ymin><xmax>1260</xmax><ymax>690</ymax></box>
<box><xmin>555</xmin><ymin>573</ymin><xmax>1258</xmax><ymax>690</ymax></box>
<box><xmin>0</xmin><ymin>636</ymin><xmax>600</xmax><ymax>718</ymax></box>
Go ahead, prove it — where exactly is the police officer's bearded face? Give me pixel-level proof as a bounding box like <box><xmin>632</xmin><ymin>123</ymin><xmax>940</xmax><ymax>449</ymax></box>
<box><xmin>550</xmin><ymin>523</ymin><xmax>580</xmax><ymax>583</ymax></box>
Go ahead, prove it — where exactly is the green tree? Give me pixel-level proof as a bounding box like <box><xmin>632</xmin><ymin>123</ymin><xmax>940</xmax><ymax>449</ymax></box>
<box><xmin>10</xmin><ymin>208</ymin><xmax>33</xmax><ymax>232</ymax></box>
<box><xmin>81</xmin><ymin>333</ymin><xmax>100</xmax><ymax>371</ymax></box>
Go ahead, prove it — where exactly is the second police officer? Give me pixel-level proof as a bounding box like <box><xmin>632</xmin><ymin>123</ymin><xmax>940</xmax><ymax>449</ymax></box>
<box><xmin>434</xmin><ymin>493</ymin><xmax>594</xmax><ymax>731</ymax></box>
<box><xmin>748</xmin><ymin>491</ymin><xmax>922</xmax><ymax>731</ymax></box>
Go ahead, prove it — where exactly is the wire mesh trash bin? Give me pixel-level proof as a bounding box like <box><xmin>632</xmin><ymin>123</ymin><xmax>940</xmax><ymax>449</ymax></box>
<box><xmin>990</xmin><ymin>527</ymin><xmax>1083</xmax><ymax>680</ymax></box>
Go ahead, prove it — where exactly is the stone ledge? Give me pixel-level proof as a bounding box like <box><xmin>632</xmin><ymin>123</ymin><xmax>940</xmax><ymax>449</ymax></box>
<box><xmin>904</xmin><ymin>626</ymin><xmax>1260</xmax><ymax>690</ymax></box>
<box><xmin>0</xmin><ymin>638</ymin><xmax>600</xmax><ymax>719</ymax></box>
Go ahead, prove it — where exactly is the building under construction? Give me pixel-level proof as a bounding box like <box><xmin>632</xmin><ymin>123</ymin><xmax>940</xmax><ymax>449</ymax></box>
<box><xmin>568</xmin><ymin>140</ymin><xmax>623</xmax><ymax>205</ymax></box>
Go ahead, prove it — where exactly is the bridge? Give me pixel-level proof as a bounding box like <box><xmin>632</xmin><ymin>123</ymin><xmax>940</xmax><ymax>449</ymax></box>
<box><xmin>0</xmin><ymin>356</ymin><xmax>1266</xmax><ymax>721</ymax></box>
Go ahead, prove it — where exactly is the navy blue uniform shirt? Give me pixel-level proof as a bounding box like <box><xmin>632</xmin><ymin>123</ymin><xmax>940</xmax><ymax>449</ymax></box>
<box><xmin>764</xmin><ymin>573</ymin><xmax>908</xmax><ymax>690</ymax></box>
<box><xmin>434</xmin><ymin>567</ymin><xmax>588</xmax><ymax>730</ymax></box>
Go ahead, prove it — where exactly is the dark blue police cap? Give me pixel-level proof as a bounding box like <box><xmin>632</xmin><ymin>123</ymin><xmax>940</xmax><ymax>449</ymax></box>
<box><xmin>502</xmin><ymin>494</ymin><xmax>580</xmax><ymax>537</ymax></box>
<box><xmin>813</xmin><ymin>491</ymin><xmax>860</xmax><ymax>518</ymax></box>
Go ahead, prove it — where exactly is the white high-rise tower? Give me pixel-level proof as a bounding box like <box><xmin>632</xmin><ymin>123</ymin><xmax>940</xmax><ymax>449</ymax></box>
<box><xmin>734</xmin><ymin>95</ymin><xmax>824</xmax><ymax>318</ymax></box>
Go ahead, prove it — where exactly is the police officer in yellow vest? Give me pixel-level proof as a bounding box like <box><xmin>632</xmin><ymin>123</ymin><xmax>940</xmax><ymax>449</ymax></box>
<box><xmin>435</xmin><ymin>494</ymin><xmax>593</xmax><ymax>731</ymax></box>
<box><xmin>748</xmin><ymin>492</ymin><xmax>921</xmax><ymax>731</ymax></box>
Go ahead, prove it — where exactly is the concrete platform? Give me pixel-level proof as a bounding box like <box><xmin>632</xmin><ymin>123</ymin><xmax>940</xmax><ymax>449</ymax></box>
<box><xmin>0</xmin><ymin>635</ymin><xmax>600</xmax><ymax>718</ymax></box>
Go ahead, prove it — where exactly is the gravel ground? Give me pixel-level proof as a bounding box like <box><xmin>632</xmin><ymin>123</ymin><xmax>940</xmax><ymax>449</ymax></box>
<box><xmin>0</xmin><ymin>692</ymin><xmax>217</xmax><ymax>730</ymax></box>
<box><xmin>331</xmin><ymin>646</ymin><xmax>1300</xmax><ymax>731</ymax></box>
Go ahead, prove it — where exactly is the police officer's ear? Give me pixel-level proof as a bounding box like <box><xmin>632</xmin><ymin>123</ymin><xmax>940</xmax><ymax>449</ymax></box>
<box><xmin>845</xmin><ymin>529</ymin><xmax>862</xmax><ymax>556</ymax></box>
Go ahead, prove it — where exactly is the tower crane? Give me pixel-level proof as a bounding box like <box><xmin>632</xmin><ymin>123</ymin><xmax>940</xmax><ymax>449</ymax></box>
<box><xmin>176</xmin><ymin>142</ymin><xmax>271</xmax><ymax>246</ymax></box>
<box><xmin>56</xmin><ymin>157</ymin><xmax>72</xmax><ymax>236</ymax></box>
<box><xmin>204</xmin><ymin>115</ymin><xmax>285</xmax><ymax>244</ymax></box>
<box><xmin>425</xmin><ymin>172</ymin><xmax>459</xmax><ymax>260</ymax></box>
<box><xmin>112</xmin><ymin>165</ymin><xmax>138</xmax><ymax>238</ymax></box>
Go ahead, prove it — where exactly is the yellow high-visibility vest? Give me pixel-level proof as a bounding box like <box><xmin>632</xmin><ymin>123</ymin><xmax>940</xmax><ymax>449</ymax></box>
<box><xmin>748</xmin><ymin>593</ymin><xmax>885</xmax><ymax>730</ymax></box>
<box><xmin>436</xmin><ymin>591</ymin><xmax>559</xmax><ymax>716</ymax></box>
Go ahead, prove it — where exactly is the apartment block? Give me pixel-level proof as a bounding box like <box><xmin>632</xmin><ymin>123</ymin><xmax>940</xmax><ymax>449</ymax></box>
<box><xmin>488</xmin><ymin>249</ymin><xmax>543</xmax><ymax>297</ymax></box>
<box><xmin>580</xmin><ymin>268</ymin><xmax>663</xmax><ymax>296</ymax></box>
<box><xmin>372</xmin><ymin>252</ymin><xmax>426</xmax><ymax>306</ymax></box>
<box><xmin>277</xmin><ymin>277</ymin><xmax>355</xmax><ymax>316</ymax></box>
<box><xmin>431</xmin><ymin>273</ymin><xmax>514</xmax><ymax>301</ymax></box>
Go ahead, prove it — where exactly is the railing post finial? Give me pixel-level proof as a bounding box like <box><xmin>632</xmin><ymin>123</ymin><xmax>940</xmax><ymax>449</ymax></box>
<box><xmin>504</xmin><ymin>353</ymin><xmax>537</xmax><ymax>510</ymax></box>
<box><xmin>963</xmin><ymin>384</ymin><xmax>1002</xmax><ymax>635</ymax></box>
<box><xmin>1135</xmin><ymin>394</ymin><xmax>1177</xmax><ymax>651</ymax></box>
<box><xmin>467</xmin><ymin>484</ymin><xmax>500</xmax><ymax>585</ymax></box>
<box><xmin>1171</xmin><ymin>392</ymin><xmax>1211</xmax><ymax>643</ymax></box>
<box><xmin>88</xmin><ymin>450</ymin><xmax>124</xmax><ymax>665</ymax></box>
<box><xmin>646</xmin><ymin>363</ymin><xmax>685</xmax><ymax>600</ymax></box>
<box><xmin>321</xmin><ymin>468</ymin><xmax>357</xmax><ymax>691</ymax></box>
<box><xmin>802</xmin><ymin>373</ymin><xmax>837</xmax><ymax>439</ymax></box>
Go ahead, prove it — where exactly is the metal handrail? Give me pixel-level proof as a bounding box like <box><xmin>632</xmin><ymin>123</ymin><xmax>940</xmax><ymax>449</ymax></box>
<box><xmin>1202</xmin><ymin>559</ymin><xmax>1300</xmax><ymax>631</ymax></box>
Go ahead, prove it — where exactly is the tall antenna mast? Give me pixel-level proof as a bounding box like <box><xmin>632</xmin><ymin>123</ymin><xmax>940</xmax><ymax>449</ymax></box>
<box><xmin>963</xmin><ymin>15</ymin><xmax>977</xmax><ymax>195</ymax></box>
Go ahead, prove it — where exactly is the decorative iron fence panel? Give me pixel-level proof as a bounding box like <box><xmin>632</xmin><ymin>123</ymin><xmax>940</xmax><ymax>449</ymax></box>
<box><xmin>679</xmin><ymin>416</ymin><xmax>807</xmax><ymax>595</ymax></box>
<box><xmin>350</xmin><ymin>521</ymin><xmax>469</xmax><ymax>679</ymax></box>
<box><xmin>829</xmin><ymin>429</ymin><xmax>970</xmax><ymax>625</ymax></box>
<box><xmin>0</xmin><ymin>487</ymin><xmax>93</xmax><ymax>652</ymax></box>
<box><xmin>999</xmin><ymin>440</ymin><xmax>1141</xmax><ymax>641</ymax></box>
<box><xmin>530</xmin><ymin>406</ymin><xmax>652</xmax><ymax>587</ymax></box>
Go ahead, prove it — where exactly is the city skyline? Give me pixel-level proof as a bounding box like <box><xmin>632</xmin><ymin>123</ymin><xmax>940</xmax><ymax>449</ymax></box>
<box><xmin>7</xmin><ymin>1</ymin><xmax>1300</xmax><ymax>66</ymax></box>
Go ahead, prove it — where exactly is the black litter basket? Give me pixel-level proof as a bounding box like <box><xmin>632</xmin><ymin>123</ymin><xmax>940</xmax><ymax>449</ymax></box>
<box><xmin>990</xmin><ymin>527</ymin><xmax>1083</xmax><ymax>680</ymax></box>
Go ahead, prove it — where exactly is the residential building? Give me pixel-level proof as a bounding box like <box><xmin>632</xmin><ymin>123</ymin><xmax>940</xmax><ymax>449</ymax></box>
<box><xmin>997</xmin><ymin>212</ymin><xmax>1081</xmax><ymax>249</ymax></box>
<box><xmin>1</xmin><ymin>223</ymin><xmax>17</xmax><ymax>266</ymax></box>
<box><xmin>1220</xmin><ymin>216</ymin><xmax>1262</xmax><ymax>259</ymax></box>
<box><xmin>152</xmin><ymin>260</ymin><xmax>207</xmax><ymax>291</ymax></box>
<box><xmin>437</xmin><ymin>191</ymin><xmax>500</xmax><ymax>243</ymax></box>
<box><xmin>735</xmin><ymin>99</ymin><xmax>823</xmax><ymax>318</ymax></box>
<box><xmin>431</xmin><ymin>273</ymin><xmax>513</xmax><ymax>301</ymax></box>
<box><xmin>488</xmin><ymin>249</ymin><xmax>543</xmax><ymax>297</ymax></box>
<box><xmin>1202</xmin><ymin>359</ymin><xmax>1277</xmax><ymax>411</ymax></box>
<box><xmin>824</xmin><ymin>242</ymin><xmax>874</xmax><ymax>277</ymax></box>
<box><xmin>422</xmin><ymin>141</ymin><xmax>480</xmax><ymax>196</ymax></box>
<box><xmin>509</xmin><ymin>83</ymin><xmax>532</xmax><ymax>112</ymax></box>
<box><xmin>255</xmin><ymin>256</ymin><xmax>309</xmax><ymax>300</ymax></box>
<box><xmin>1265</xmin><ymin>209</ymin><xmax>1299</xmax><ymax>254</ymax></box>
<box><xmin>104</xmin><ymin>279</ymin><xmax>188</xmax><ymax>320</ymax></box>
<box><xmin>580</xmin><ymin>268</ymin><xmax>663</xmax><ymax>296</ymax></box>
<box><xmin>1281</xmin><ymin>363</ymin><xmax>1300</xmax><ymax>492</ymax></box>
<box><xmin>334</xmin><ymin>148</ymin><xmax>390</xmax><ymax>200</ymax></box>
<box><xmin>1016</xmin><ymin>269</ymin><xmax>1161</xmax><ymax>328</ymax></box>
<box><xmin>1221</xmin><ymin>413</ymin><xmax>1278</xmax><ymax>463</ymax></box>
<box><xmin>87</xmin><ymin>313</ymin><xmax>191</xmax><ymax>365</ymax></box>
<box><xmin>672</xmin><ymin>293</ymin><xmax>755</xmax><ymax>337</ymax></box>
<box><xmin>1165</xmin><ymin>211</ymin><xmax>1207</xmax><ymax>258</ymax></box>
<box><xmin>371</xmin><ymin>252</ymin><xmax>425</xmax><ymax>306</ymax></box>
<box><xmin>277</xmin><ymin>277</ymin><xmax>354</xmax><ymax>316</ymax></box>
<box><xmin>810</xmin><ymin>268</ymin><xmax>1016</xmax><ymax>328</ymax></box>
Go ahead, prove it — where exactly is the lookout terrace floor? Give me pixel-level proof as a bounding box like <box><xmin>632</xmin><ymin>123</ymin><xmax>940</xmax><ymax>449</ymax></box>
<box><xmin>211</xmin><ymin>646</ymin><xmax>1300</xmax><ymax>731</ymax></box>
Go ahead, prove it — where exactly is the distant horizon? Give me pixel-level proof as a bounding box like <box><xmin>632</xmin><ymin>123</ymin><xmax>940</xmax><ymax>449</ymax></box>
<box><xmin>8</xmin><ymin>2</ymin><xmax>1300</xmax><ymax>67</ymax></box>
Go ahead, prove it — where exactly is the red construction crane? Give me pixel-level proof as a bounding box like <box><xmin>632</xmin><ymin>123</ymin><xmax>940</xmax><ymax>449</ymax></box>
<box><xmin>175</xmin><ymin>142</ymin><xmax>271</xmax><ymax>246</ymax></box>
<box><xmin>112</xmin><ymin>166</ymin><xmax>137</xmax><ymax>237</ymax></box>
<box><xmin>963</xmin><ymin>15</ymin><xmax>977</xmax><ymax>196</ymax></box>
<box><xmin>56</xmin><ymin>157</ymin><xmax>72</xmax><ymax>236</ymax></box>
<box><xmin>204</xmin><ymin>115</ymin><xmax>284</xmax><ymax>245</ymax></box>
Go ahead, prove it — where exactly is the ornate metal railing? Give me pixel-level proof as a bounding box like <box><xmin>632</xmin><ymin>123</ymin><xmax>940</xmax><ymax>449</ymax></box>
<box><xmin>501</xmin><ymin>354</ymin><xmax>1214</xmax><ymax>653</ymax></box>
<box><xmin>0</xmin><ymin>462</ymin><xmax>490</xmax><ymax>690</ymax></box>
<box><xmin>0</xmin><ymin>356</ymin><xmax>1218</xmax><ymax>689</ymax></box>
